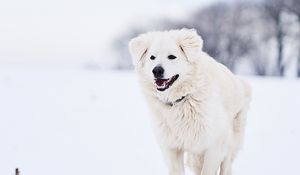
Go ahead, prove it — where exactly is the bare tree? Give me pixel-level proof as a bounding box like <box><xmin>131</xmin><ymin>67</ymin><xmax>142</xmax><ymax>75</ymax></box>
<box><xmin>263</xmin><ymin>0</ymin><xmax>286</xmax><ymax>76</ymax></box>
<box><xmin>245</xmin><ymin>3</ymin><xmax>275</xmax><ymax>76</ymax></box>
<box><xmin>190</xmin><ymin>3</ymin><xmax>255</xmax><ymax>72</ymax></box>
<box><xmin>285</xmin><ymin>0</ymin><xmax>300</xmax><ymax>77</ymax></box>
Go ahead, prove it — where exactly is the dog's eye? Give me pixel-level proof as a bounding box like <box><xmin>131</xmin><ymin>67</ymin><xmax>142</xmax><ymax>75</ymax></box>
<box><xmin>150</xmin><ymin>55</ymin><xmax>156</xmax><ymax>60</ymax></box>
<box><xmin>168</xmin><ymin>55</ymin><xmax>177</xmax><ymax>60</ymax></box>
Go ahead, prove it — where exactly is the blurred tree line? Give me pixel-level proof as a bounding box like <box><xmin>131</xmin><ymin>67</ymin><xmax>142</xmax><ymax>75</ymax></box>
<box><xmin>111</xmin><ymin>0</ymin><xmax>300</xmax><ymax>77</ymax></box>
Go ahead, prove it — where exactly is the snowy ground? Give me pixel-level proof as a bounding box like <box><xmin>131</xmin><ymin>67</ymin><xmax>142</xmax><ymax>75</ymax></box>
<box><xmin>0</xmin><ymin>66</ymin><xmax>299</xmax><ymax>175</ymax></box>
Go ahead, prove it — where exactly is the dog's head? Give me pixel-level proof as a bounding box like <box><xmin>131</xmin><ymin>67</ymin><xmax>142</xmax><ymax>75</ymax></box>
<box><xmin>129</xmin><ymin>28</ymin><xmax>203</xmax><ymax>92</ymax></box>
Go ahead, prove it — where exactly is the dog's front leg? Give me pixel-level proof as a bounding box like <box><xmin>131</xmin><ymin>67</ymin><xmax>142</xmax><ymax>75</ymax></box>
<box><xmin>163</xmin><ymin>148</ymin><xmax>185</xmax><ymax>175</ymax></box>
<box><xmin>201</xmin><ymin>148</ymin><xmax>224</xmax><ymax>175</ymax></box>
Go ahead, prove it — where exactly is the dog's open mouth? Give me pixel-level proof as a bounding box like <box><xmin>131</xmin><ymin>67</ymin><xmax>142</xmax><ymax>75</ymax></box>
<box><xmin>154</xmin><ymin>74</ymin><xmax>179</xmax><ymax>91</ymax></box>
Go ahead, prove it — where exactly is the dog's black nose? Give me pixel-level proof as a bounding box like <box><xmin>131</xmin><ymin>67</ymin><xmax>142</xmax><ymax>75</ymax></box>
<box><xmin>152</xmin><ymin>66</ymin><xmax>164</xmax><ymax>78</ymax></box>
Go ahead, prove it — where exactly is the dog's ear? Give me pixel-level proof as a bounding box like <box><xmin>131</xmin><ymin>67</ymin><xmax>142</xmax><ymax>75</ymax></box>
<box><xmin>129</xmin><ymin>34</ymin><xmax>149</xmax><ymax>67</ymax></box>
<box><xmin>177</xmin><ymin>28</ymin><xmax>203</xmax><ymax>62</ymax></box>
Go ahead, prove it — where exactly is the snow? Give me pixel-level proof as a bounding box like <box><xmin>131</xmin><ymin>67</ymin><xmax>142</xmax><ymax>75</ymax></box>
<box><xmin>0</xmin><ymin>66</ymin><xmax>299</xmax><ymax>175</ymax></box>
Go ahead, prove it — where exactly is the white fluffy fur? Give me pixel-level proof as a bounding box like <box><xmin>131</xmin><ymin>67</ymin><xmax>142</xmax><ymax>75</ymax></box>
<box><xmin>129</xmin><ymin>29</ymin><xmax>251</xmax><ymax>175</ymax></box>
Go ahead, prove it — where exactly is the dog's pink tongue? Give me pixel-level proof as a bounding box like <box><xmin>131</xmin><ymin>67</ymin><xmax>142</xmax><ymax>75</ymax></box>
<box><xmin>155</xmin><ymin>79</ymin><xmax>166</xmax><ymax>86</ymax></box>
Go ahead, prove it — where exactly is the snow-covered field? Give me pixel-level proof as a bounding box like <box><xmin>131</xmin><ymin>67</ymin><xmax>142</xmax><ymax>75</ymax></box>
<box><xmin>0</xmin><ymin>66</ymin><xmax>299</xmax><ymax>175</ymax></box>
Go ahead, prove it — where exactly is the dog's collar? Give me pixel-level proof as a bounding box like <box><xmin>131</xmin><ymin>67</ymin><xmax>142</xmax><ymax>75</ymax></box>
<box><xmin>165</xmin><ymin>96</ymin><xmax>186</xmax><ymax>107</ymax></box>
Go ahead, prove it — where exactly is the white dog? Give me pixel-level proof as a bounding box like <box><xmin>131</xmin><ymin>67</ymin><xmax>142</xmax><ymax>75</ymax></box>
<box><xmin>129</xmin><ymin>29</ymin><xmax>251</xmax><ymax>175</ymax></box>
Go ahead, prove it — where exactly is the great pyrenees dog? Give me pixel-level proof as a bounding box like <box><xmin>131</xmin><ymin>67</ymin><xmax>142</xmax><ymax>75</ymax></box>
<box><xmin>129</xmin><ymin>28</ymin><xmax>251</xmax><ymax>175</ymax></box>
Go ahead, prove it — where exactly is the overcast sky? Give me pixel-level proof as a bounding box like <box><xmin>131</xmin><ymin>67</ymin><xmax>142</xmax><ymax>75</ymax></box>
<box><xmin>0</xmin><ymin>0</ymin><xmax>220</xmax><ymax>67</ymax></box>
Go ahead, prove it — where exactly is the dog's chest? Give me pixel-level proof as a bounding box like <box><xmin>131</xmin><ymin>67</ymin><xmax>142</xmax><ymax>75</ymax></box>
<box><xmin>155</xmin><ymin>99</ymin><xmax>211</xmax><ymax>151</ymax></box>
